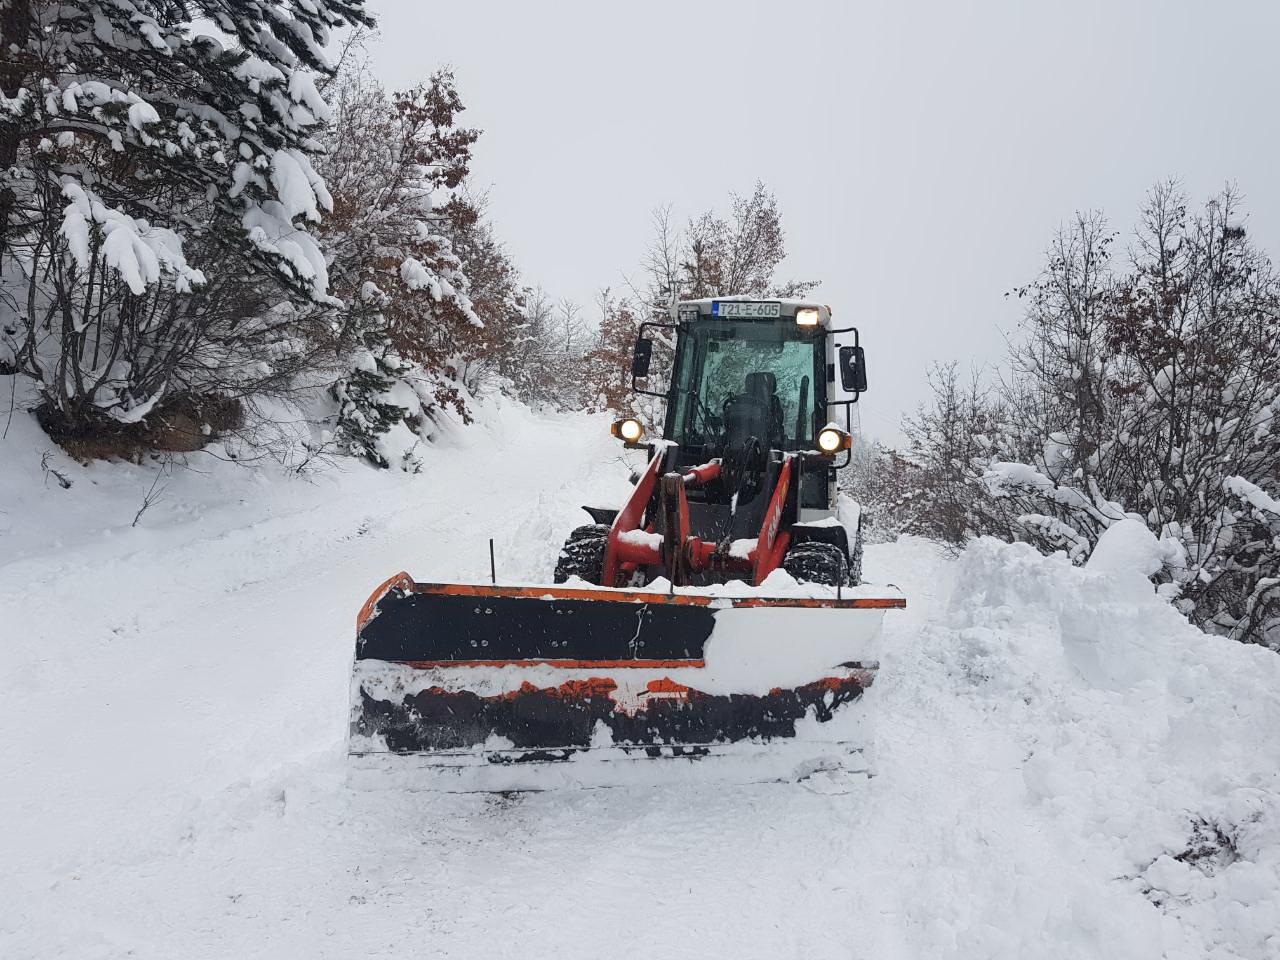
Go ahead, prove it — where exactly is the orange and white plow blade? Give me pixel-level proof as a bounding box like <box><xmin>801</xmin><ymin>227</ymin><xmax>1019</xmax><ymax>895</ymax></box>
<box><xmin>349</xmin><ymin>577</ymin><xmax>904</xmax><ymax>790</ymax></box>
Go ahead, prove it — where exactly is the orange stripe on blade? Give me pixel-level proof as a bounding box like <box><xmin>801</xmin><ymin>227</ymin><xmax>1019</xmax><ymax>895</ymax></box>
<box><xmin>398</xmin><ymin>658</ymin><xmax>706</xmax><ymax>669</ymax></box>
<box><xmin>401</xmin><ymin>581</ymin><xmax>905</xmax><ymax>609</ymax></box>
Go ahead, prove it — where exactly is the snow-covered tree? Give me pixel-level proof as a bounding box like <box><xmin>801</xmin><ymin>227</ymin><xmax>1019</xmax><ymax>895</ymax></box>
<box><xmin>837</xmin><ymin>437</ymin><xmax>931</xmax><ymax>544</ymax></box>
<box><xmin>0</xmin><ymin>0</ymin><xmax>372</xmax><ymax>442</ymax></box>
<box><xmin>1217</xmin><ymin>477</ymin><xmax>1280</xmax><ymax>648</ymax></box>
<box><xmin>910</xmin><ymin>183</ymin><xmax>1280</xmax><ymax>647</ymax></box>
<box><xmin>900</xmin><ymin>362</ymin><xmax>1013</xmax><ymax>546</ymax></box>
<box><xmin>314</xmin><ymin>58</ymin><xmax>545</xmax><ymax>467</ymax></box>
<box><xmin>493</xmin><ymin>288</ymin><xmax>588</xmax><ymax>409</ymax></box>
<box><xmin>1003</xmin><ymin>212</ymin><xmax>1119</xmax><ymax>488</ymax></box>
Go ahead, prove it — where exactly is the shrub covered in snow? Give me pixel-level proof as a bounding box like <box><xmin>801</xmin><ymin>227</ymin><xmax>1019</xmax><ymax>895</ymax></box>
<box><xmin>837</xmin><ymin>436</ymin><xmax>932</xmax><ymax>544</ymax></box>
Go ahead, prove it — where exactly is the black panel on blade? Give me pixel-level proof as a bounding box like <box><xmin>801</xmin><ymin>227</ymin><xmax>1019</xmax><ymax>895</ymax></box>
<box><xmin>354</xmin><ymin>675</ymin><xmax>868</xmax><ymax>753</ymax></box>
<box><xmin>356</xmin><ymin>591</ymin><xmax>717</xmax><ymax>662</ymax></box>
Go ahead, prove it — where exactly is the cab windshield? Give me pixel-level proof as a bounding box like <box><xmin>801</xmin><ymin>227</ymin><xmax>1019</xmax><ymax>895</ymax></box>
<box><xmin>666</xmin><ymin>321</ymin><xmax>824</xmax><ymax>453</ymax></box>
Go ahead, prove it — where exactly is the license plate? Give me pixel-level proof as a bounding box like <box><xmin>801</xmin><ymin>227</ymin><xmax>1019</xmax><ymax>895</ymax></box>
<box><xmin>713</xmin><ymin>301</ymin><xmax>781</xmax><ymax>319</ymax></box>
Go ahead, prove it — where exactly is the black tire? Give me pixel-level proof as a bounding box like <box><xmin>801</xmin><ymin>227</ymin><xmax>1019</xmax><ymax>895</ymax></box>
<box><xmin>554</xmin><ymin>524</ymin><xmax>610</xmax><ymax>584</ymax></box>
<box><xmin>565</xmin><ymin>523</ymin><xmax>610</xmax><ymax>544</ymax></box>
<box><xmin>783</xmin><ymin>541</ymin><xmax>851</xmax><ymax>587</ymax></box>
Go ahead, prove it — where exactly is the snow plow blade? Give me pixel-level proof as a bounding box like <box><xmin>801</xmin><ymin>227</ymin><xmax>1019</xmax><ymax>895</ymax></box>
<box><xmin>349</xmin><ymin>573</ymin><xmax>904</xmax><ymax>788</ymax></box>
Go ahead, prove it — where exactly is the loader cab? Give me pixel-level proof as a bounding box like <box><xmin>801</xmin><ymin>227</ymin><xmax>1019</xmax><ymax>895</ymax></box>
<box><xmin>665</xmin><ymin>307</ymin><xmax>827</xmax><ymax>458</ymax></box>
<box><xmin>632</xmin><ymin>299</ymin><xmax>866</xmax><ymax>524</ymax></box>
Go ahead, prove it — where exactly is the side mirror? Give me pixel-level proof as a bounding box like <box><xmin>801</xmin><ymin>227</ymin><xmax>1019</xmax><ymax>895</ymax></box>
<box><xmin>632</xmin><ymin>337</ymin><xmax>653</xmax><ymax>378</ymax></box>
<box><xmin>839</xmin><ymin>345</ymin><xmax>867</xmax><ymax>393</ymax></box>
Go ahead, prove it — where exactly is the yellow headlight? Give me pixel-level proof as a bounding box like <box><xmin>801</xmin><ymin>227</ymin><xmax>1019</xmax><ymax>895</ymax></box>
<box><xmin>817</xmin><ymin>427</ymin><xmax>848</xmax><ymax>453</ymax></box>
<box><xmin>612</xmin><ymin>417</ymin><xmax>644</xmax><ymax>443</ymax></box>
<box><xmin>795</xmin><ymin>307</ymin><xmax>820</xmax><ymax>327</ymax></box>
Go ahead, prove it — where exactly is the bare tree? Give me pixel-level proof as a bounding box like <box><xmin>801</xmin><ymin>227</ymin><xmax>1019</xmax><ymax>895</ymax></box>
<box><xmin>555</xmin><ymin>300</ymin><xmax>584</xmax><ymax>354</ymax></box>
<box><xmin>903</xmin><ymin>362</ymin><xmax>1012</xmax><ymax>546</ymax></box>
<box><xmin>1003</xmin><ymin>212</ymin><xmax>1119</xmax><ymax>487</ymax></box>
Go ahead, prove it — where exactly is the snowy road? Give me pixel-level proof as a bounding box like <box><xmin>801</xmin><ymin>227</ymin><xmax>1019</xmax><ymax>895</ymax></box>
<box><xmin>3</xmin><ymin>403</ymin><xmax>1279</xmax><ymax>959</ymax></box>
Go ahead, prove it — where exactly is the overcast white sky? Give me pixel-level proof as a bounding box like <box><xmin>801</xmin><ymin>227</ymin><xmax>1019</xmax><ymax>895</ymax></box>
<box><xmin>362</xmin><ymin>0</ymin><xmax>1280</xmax><ymax>443</ymax></box>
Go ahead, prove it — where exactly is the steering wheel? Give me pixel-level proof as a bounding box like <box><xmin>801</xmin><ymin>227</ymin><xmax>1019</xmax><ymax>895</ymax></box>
<box><xmin>720</xmin><ymin>435</ymin><xmax>766</xmax><ymax>501</ymax></box>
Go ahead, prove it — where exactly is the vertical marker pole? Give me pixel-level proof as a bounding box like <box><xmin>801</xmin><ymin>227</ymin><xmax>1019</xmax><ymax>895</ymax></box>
<box><xmin>489</xmin><ymin>538</ymin><xmax>496</xmax><ymax>585</ymax></box>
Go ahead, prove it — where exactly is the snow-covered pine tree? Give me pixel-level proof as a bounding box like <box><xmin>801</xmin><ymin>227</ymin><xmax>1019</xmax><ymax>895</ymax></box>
<box><xmin>329</xmin><ymin>346</ymin><xmax>415</xmax><ymax>470</ymax></box>
<box><xmin>0</xmin><ymin>0</ymin><xmax>372</xmax><ymax>444</ymax></box>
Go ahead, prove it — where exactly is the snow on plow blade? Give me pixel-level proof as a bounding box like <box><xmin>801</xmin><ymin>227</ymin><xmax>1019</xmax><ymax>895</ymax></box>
<box><xmin>350</xmin><ymin>573</ymin><xmax>904</xmax><ymax>788</ymax></box>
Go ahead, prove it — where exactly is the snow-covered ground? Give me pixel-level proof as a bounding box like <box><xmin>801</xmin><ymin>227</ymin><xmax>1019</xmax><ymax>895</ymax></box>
<box><xmin>3</xmin><ymin>399</ymin><xmax>1279</xmax><ymax>959</ymax></box>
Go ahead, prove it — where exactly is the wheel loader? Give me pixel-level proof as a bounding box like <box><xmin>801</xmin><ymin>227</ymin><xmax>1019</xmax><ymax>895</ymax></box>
<box><xmin>349</xmin><ymin>298</ymin><xmax>904</xmax><ymax>789</ymax></box>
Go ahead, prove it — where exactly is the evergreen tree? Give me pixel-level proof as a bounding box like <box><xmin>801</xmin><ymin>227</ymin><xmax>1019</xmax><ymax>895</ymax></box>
<box><xmin>0</xmin><ymin>0</ymin><xmax>372</xmax><ymax>434</ymax></box>
<box><xmin>330</xmin><ymin>353</ymin><xmax>412</xmax><ymax>470</ymax></box>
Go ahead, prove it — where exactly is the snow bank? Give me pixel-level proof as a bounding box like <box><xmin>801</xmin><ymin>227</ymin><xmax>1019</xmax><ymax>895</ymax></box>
<box><xmin>910</xmin><ymin>537</ymin><xmax>1280</xmax><ymax>956</ymax></box>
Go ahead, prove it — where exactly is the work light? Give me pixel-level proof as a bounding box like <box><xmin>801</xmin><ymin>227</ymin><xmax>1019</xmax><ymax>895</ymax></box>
<box><xmin>817</xmin><ymin>425</ymin><xmax>851</xmax><ymax>454</ymax></box>
<box><xmin>611</xmin><ymin>417</ymin><xmax>645</xmax><ymax>443</ymax></box>
<box><xmin>795</xmin><ymin>307</ymin><xmax>821</xmax><ymax>327</ymax></box>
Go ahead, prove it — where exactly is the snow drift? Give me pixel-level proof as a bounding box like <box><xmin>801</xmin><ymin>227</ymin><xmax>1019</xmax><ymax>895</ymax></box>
<box><xmin>904</xmin><ymin>535</ymin><xmax>1280</xmax><ymax>957</ymax></box>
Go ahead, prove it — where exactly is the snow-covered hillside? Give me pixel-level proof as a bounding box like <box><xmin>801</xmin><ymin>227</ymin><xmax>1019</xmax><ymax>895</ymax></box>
<box><xmin>3</xmin><ymin>401</ymin><xmax>1279</xmax><ymax>959</ymax></box>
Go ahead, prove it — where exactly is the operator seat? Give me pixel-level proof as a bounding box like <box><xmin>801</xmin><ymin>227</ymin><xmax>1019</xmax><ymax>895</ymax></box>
<box><xmin>724</xmin><ymin>371</ymin><xmax>786</xmax><ymax>449</ymax></box>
